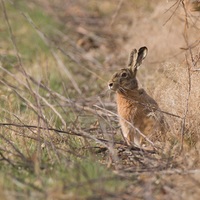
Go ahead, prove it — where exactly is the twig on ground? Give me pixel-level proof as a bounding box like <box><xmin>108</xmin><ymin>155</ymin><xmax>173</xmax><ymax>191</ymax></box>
<box><xmin>0</xmin><ymin>151</ymin><xmax>16</xmax><ymax>167</ymax></box>
<box><xmin>0</xmin><ymin>133</ymin><xmax>26</xmax><ymax>161</ymax></box>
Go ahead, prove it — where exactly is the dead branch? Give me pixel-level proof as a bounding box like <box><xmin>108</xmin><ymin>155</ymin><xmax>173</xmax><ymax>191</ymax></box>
<box><xmin>0</xmin><ymin>133</ymin><xmax>26</xmax><ymax>161</ymax></box>
<box><xmin>0</xmin><ymin>151</ymin><xmax>16</xmax><ymax>167</ymax></box>
<box><xmin>163</xmin><ymin>0</ymin><xmax>182</xmax><ymax>26</ymax></box>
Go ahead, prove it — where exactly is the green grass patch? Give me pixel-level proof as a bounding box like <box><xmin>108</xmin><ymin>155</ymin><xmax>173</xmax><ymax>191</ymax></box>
<box><xmin>0</xmin><ymin>1</ymin><xmax>63</xmax><ymax>65</ymax></box>
<box><xmin>0</xmin><ymin>154</ymin><xmax>126</xmax><ymax>199</ymax></box>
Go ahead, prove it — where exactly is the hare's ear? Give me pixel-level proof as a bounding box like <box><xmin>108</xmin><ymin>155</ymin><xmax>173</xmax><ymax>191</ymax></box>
<box><xmin>136</xmin><ymin>46</ymin><xmax>148</xmax><ymax>67</ymax></box>
<box><xmin>128</xmin><ymin>49</ymin><xmax>137</xmax><ymax>70</ymax></box>
<box><xmin>133</xmin><ymin>46</ymin><xmax>148</xmax><ymax>75</ymax></box>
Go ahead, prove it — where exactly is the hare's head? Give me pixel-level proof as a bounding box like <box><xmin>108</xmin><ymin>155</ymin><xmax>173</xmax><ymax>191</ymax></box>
<box><xmin>108</xmin><ymin>46</ymin><xmax>148</xmax><ymax>93</ymax></box>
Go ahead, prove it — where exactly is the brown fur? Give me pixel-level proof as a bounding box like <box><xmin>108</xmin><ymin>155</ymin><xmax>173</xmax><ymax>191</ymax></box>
<box><xmin>108</xmin><ymin>47</ymin><xmax>166</xmax><ymax>146</ymax></box>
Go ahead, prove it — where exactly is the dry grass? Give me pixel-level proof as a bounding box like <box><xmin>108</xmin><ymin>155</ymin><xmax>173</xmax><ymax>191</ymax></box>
<box><xmin>0</xmin><ymin>0</ymin><xmax>200</xmax><ymax>199</ymax></box>
<box><xmin>154</xmin><ymin>60</ymin><xmax>200</xmax><ymax>143</ymax></box>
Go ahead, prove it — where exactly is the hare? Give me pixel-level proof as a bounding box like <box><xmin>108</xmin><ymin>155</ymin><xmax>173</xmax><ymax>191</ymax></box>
<box><xmin>108</xmin><ymin>47</ymin><xmax>166</xmax><ymax>147</ymax></box>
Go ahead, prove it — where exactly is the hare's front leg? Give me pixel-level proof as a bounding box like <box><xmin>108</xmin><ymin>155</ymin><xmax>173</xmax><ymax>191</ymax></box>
<box><xmin>120</xmin><ymin>120</ymin><xmax>141</xmax><ymax>147</ymax></box>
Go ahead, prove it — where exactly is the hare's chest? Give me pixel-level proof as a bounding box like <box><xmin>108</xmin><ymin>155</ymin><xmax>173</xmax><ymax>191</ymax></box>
<box><xmin>117</xmin><ymin>103</ymin><xmax>137</xmax><ymax>121</ymax></box>
<box><xmin>116</xmin><ymin>95</ymin><xmax>137</xmax><ymax>122</ymax></box>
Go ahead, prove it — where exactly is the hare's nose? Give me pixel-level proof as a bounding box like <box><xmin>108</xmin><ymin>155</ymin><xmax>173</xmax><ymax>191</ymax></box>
<box><xmin>108</xmin><ymin>82</ymin><xmax>113</xmax><ymax>89</ymax></box>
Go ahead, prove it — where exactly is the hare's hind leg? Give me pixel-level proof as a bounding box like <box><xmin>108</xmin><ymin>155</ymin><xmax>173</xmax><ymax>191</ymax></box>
<box><xmin>125</xmin><ymin>129</ymin><xmax>141</xmax><ymax>147</ymax></box>
<box><xmin>120</xmin><ymin>121</ymin><xmax>133</xmax><ymax>146</ymax></box>
<box><xmin>133</xmin><ymin>130</ymin><xmax>142</xmax><ymax>147</ymax></box>
<box><xmin>120</xmin><ymin>120</ymin><xmax>142</xmax><ymax>147</ymax></box>
<box><xmin>126</xmin><ymin>130</ymin><xmax>135</xmax><ymax>146</ymax></box>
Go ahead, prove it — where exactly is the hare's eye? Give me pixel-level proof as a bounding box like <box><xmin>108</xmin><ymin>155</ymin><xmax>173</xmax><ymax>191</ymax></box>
<box><xmin>121</xmin><ymin>72</ymin><xmax>127</xmax><ymax>78</ymax></box>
